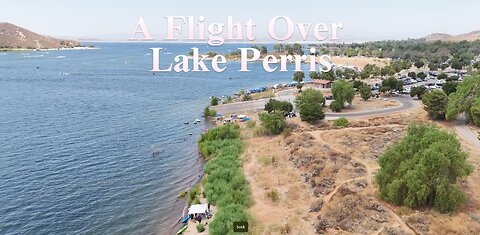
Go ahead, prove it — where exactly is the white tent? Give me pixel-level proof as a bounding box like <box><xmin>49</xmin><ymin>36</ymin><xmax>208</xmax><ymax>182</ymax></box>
<box><xmin>188</xmin><ymin>204</ymin><xmax>208</xmax><ymax>215</ymax></box>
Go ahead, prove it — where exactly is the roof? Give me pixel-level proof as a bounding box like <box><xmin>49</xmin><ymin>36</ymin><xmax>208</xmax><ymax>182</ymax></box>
<box><xmin>311</xmin><ymin>79</ymin><xmax>332</xmax><ymax>85</ymax></box>
<box><xmin>188</xmin><ymin>204</ymin><xmax>208</xmax><ymax>214</ymax></box>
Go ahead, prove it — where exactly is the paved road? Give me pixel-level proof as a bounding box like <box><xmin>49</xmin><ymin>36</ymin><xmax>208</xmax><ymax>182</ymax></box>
<box><xmin>325</xmin><ymin>96</ymin><xmax>420</xmax><ymax>120</ymax></box>
<box><xmin>211</xmin><ymin>89</ymin><xmax>297</xmax><ymax>114</ymax></box>
<box><xmin>212</xmin><ymin>91</ymin><xmax>479</xmax><ymax>151</ymax></box>
<box><xmin>455</xmin><ymin>115</ymin><xmax>480</xmax><ymax>149</ymax></box>
<box><xmin>212</xmin><ymin>90</ymin><xmax>420</xmax><ymax>120</ymax></box>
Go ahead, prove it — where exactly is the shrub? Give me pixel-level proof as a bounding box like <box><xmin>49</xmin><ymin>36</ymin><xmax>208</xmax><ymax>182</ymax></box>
<box><xmin>257</xmin><ymin>156</ymin><xmax>275</xmax><ymax>166</ymax></box>
<box><xmin>246</xmin><ymin>120</ymin><xmax>256</xmax><ymax>129</ymax></box>
<box><xmin>193</xmin><ymin>196</ymin><xmax>201</xmax><ymax>204</ymax></box>
<box><xmin>196</xmin><ymin>223</ymin><xmax>205</xmax><ymax>233</ymax></box>
<box><xmin>359</xmin><ymin>84</ymin><xmax>372</xmax><ymax>101</ymax></box>
<box><xmin>253</xmin><ymin>126</ymin><xmax>269</xmax><ymax>136</ymax></box>
<box><xmin>333</xmin><ymin>118</ymin><xmax>349</xmax><ymax>127</ymax></box>
<box><xmin>225</xmin><ymin>96</ymin><xmax>233</xmax><ymax>103</ymax></box>
<box><xmin>188</xmin><ymin>185</ymin><xmax>200</xmax><ymax>204</ymax></box>
<box><xmin>199</xmin><ymin>125</ymin><xmax>252</xmax><ymax>234</ymax></box>
<box><xmin>282</xmin><ymin>127</ymin><xmax>292</xmax><ymax>138</ymax></box>
<box><xmin>376</xmin><ymin>124</ymin><xmax>472</xmax><ymax>213</ymax></box>
<box><xmin>330</xmin><ymin>100</ymin><xmax>342</xmax><ymax>112</ymax></box>
<box><xmin>422</xmin><ymin>90</ymin><xmax>448</xmax><ymax>120</ymax></box>
<box><xmin>210</xmin><ymin>96</ymin><xmax>220</xmax><ymax>106</ymax></box>
<box><xmin>295</xmin><ymin>88</ymin><xmax>325</xmax><ymax>124</ymax></box>
<box><xmin>209</xmin><ymin>204</ymin><xmax>251</xmax><ymax>235</ymax></box>
<box><xmin>258</xmin><ymin>112</ymin><xmax>286</xmax><ymax>135</ymax></box>
<box><xmin>199</xmin><ymin>123</ymin><xmax>240</xmax><ymax>142</ymax></box>
<box><xmin>204</xmin><ymin>106</ymin><xmax>217</xmax><ymax>117</ymax></box>
<box><xmin>266</xmin><ymin>189</ymin><xmax>279</xmax><ymax>202</ymax></box>
<box><xmin>264</xmin><ymin>99</ymin><xmax>293</xmax><ymax>113</ymax></box>
<box><xmin>471</xmin><ymin>98</ymin><xmax>480</xmax><ymax>127</ymax></box>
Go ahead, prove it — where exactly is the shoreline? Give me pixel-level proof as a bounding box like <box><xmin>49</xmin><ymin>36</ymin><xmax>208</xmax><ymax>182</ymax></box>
<box><xmin>0</xmin><ymin>46</ymin><xmax>97</xmax><ymax>52</ymax></box>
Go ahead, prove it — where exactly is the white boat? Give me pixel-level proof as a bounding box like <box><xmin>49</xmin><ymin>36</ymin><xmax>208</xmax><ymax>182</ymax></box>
<box><xmin>193</xmin><ymin>119</ymin><xmax>201</xmax><ymax>124</ymax></box>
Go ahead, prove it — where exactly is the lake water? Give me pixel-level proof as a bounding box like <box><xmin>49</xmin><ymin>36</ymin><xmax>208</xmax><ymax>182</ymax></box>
<box><xmin>0</xmin><ymin>42</ymin><xmax>297</xmax><ymax>235</ymax></box>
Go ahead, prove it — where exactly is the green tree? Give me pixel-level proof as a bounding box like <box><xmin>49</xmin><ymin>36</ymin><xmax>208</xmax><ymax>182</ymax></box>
<box><xmin>414</xmin><ymin>60</ymin><xmax>425</xmax><ymax>68</ymax></box>
<box><xmin>259</xmin><ymin>112</ymin><xmax>286</xmax><ymax>135</ymax></box>
<box><xmin>381</xmin><ymin>66</ymin><xmax>396</xmax><ymax>76</ymax></box>
<box><xmin>293</xmin><ymin>71</ymin><xmax>305</xmax><ymax>89</ymax></box>
<box><xmin>446</xmin><ymin>76</ymin><xmax>459</xmax><ymax>82</ymax></box>
<box><xmin>359</xmin><ymin>84</ymin><xmax>372</xmax><ymax>101</ymax></box>
<box><xmin>295</xmin><ymin>88</ymin><xmax>325</xmax><ymax>123</ymax></box>
<box><xmin>260</xmin><ymin>46</ymin><xmax>267</xmax><ymax>54</ymax></box>
<box><xmin>309</xmin><ymin>71</ymin><xmax>321</xmax><ymax>80</ymax></box>
<box><xmin>446</xmin><ymin>76</ymin><xmax>480</xmax><ymax>123</ymax></box>
<box><xmin>442</xmin><ymin>81</ymin><xmax>458</xmax><ymax>95</ymax></box>
<box><xmin>211</xmin><ymin>96</ymin><xmax>220</xmax><ymax>106</ymax></box>
<box><xmin>410</xmin><ymin>86</ymin><xmax>427</xmax><ymax>99</ymax></box>
<box><xmin>422</xmin><ymin>90</ymin><xmax>448</xmax><ymax>120</ymax></box>
<box><xmin>264</xmin><ymin>99</ymin><xmax>293</xmax><ymax>113</ymax></box>
<box><xmin>273</xmin><ymin>43</ymin><xmax>284</xmax><ymax>52</ymax></box>
<box><xmin>417</xmin><ymin>72</ymin><xmax>427</xmax><ymax>80</ymax></box>
<box><xmin>332</xmin><ymin>79</ymin><xmax>355</xmax><ymax>108</ymax></box>
<box><xmin>437</xmin><ymin>73</ymin><xmax>448</xmax><ymax>80</ymax></box>
<box><xmin>408</xmin><ymin>71</ymin><xmax>416</xmax><ymax>78</ymax></box>
<box><xmin>329</xmin><ymin>100</ymin><xmax>342</xmax><ymax>112</ymax></box>
<box><xmin>428</xmin><ymin>62</ymin><xmax>439</xmax><ymax>71</ymax></box>
<box><xmin>380</xmin><ymin>77</ymin><xmax>403</xmax><ymax>93</ymax></box>
<box><xmin>376</xmin><ymin>124</ymin><xmax>472</xmax><ymax>213</ymax></box>
<box><xmin>470</xmin><ymin>98</ymin><xmax>480</xmax><ymax>127</ymax></box>
<box><xmin>450</xmin><ymin>58</ymin><xmax>463</xmax><ymax>70</ymax></box>
<box><xmin>319</xmin><ymin>70</ymin><xmax>336</xmax><ymax>81</ymax></box>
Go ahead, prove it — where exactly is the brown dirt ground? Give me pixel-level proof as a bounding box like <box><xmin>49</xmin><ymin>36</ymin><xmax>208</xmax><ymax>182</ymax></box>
<box><xmin>331</xmin><ymin>56</ymin><xmax>391</xmax><ymax>69</ymax></box>
<box><xmin>335</xmin><ymin>96</ymin><xmax>400</xmax><ymax>113</ymax></box>
<box><xmin>241</xmin><ymin>106</ymin><xmax>480</xmax><ymax>234</ymax></box>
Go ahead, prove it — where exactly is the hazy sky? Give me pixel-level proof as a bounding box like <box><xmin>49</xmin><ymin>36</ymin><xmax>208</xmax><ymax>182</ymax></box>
<box><xmin>2</xmin><ymin>0</ymin><xmax>479</xmax><ymax>42</ymax></box>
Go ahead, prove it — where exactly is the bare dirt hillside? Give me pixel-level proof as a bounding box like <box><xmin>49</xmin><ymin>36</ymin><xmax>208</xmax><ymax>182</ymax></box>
<box><xmin>0</xmin><ymin>22</ymin><xmax>80</xmax><ymax>49</ymax></box>
<box><xmin>424</xmin><ymin>31</ymin><xmax>480</xmax><ymax>42</ymax></box>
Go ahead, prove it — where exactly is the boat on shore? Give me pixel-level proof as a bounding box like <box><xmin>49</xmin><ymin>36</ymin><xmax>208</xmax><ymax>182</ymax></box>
<box><xmin>176</xmin><ymin>225</ymin><xmax>188</xmax><ymax>234</ymax></box>
<box><xmin>180</xmin><ymin>215</ymin><xmax>189</xmax><ymax>223</ymax></box>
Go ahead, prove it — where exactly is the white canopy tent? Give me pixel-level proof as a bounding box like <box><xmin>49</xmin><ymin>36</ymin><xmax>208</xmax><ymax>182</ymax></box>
<box><xmin>188</xmin><ymin>204</ymin><xmax>209</xmax><ymax>215</ymax></box>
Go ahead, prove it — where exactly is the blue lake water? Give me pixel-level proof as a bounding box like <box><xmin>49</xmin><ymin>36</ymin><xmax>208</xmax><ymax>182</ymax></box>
<box><xmin>0</xmin><ymin>42</ymin><xmax>298</xmax><ymax>234</ymax></box>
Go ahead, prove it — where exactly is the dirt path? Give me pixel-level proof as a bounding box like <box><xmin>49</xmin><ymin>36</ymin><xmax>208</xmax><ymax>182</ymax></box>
<box><xmin>322</xmin><ymin>176</ymin><xmax>365</xmax><ymax>203</ymax></box>
<box><xmin>242</xmin><ymin>137</ymin><xmax>316</xmax><ymax>235</ymax></box>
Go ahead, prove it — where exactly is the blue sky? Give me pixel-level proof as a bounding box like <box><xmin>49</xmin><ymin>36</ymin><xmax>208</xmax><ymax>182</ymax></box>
<box><xmin>2</xmin><ymin>0</ymin><xmax>479</xmax><ymax>41</ymax></box>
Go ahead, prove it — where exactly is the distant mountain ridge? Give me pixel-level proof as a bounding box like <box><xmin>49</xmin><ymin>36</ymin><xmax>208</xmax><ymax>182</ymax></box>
<box><xmin>424</xmin><ymin>30</ymin><xmax>480</xmax><ymax>42</ymax></box>
<box><xmin>0</xmin><ymin>22</ymin><xmax>80</xmax><ymax>49</ymax></box>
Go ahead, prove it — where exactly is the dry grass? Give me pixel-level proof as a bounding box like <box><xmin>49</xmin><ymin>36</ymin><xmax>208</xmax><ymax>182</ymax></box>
<box><xmin>240</xmin><ymin>106</ymin><xmax>480</xmax><ymax>234</ymax></box>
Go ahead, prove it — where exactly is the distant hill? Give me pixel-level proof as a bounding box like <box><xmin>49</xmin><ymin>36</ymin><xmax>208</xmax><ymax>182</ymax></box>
<box><xmin>0</xmin><ymin>22</ymin><xmax>80</xmax><ymax>49</ymax></box>
<box><xmin>424</xmin><ymin>30</ymin><xmax>480</xmax><ymax>42</ymax></box>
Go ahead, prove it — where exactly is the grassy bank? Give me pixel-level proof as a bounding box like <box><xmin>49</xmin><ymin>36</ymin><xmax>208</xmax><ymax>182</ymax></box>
<box><xmin>198</xmin><ymin>123</ymin><xmax>252</xmax><ymax>234</ymax></box>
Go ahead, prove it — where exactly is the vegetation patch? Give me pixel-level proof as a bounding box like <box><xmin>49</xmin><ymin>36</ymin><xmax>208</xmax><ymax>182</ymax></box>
<box><xmin>376</xmin><ymin>124</ymin><xmax>473</xmax><ymax>213</ymax></box>
<box><xmin>198</xmin><ymin>123</ymin><xmax>252</xmax><ymax>234</ymax></box>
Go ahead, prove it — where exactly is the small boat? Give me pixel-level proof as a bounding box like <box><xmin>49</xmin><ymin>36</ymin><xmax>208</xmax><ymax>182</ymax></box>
<box><xmin>176</xmin><ymin>225</ymin><xmax>188</xmax><ymax>234</ymax></box>
<box><xmin>184</xmin><ymin>121</ymin><xmax>189</xmax><ymax>124</ymax></box>
<box><xmin>180</xmin><ymin>215</ymin><xmax>189</xmax><ymax>223</ymax></box>
<box><xmin>188</xmin><ymin>133</ymin><xmax>193</xmax><ymax>135</ymax></box>
<box><xmin>193</xmin><ymin>119</ymin><xmax>201</xmax><ymax>124</ymax></box>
